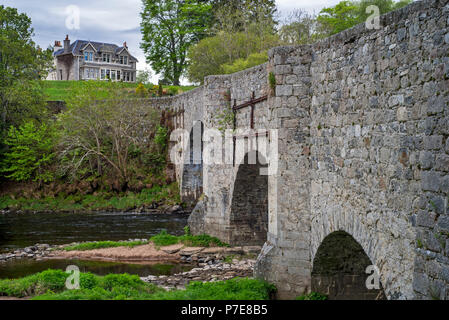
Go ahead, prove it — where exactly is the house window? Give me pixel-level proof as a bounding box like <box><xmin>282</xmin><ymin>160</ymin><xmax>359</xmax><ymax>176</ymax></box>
<box><xmin>119</xmin><ymin>55</ymin><xmax>128</xmax><ymax>65</ymax></box>
<box><xmin>106</xmin><ymin>69</ymin><xmax>110</xmax><ymax>80</ymax></box>
<box><xmin>111</xmin><ymin>70</ymin><xmax>116</xmax><ymax>81</ymax></box>
<box><xmin>102</xmin><ymin>53</ymin><xmax>111</xmax><ymax>63</ymax></box>
<box><xmin>101</xmin><ymin>69</ymin><xmax>105</xmax><ymax>80</ymax></box>
<box><xmin>117</xmin><ymin>70</ymin><xmax>121</xmax><ymax>81</ymax></box>
<box><xmin>84</xmin><ymin>52</ymin><xmax>93</xmax><ymax>62</ymax></box>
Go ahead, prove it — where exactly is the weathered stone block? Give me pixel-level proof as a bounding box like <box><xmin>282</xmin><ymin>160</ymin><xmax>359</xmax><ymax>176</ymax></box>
<box><xmin>421</xmin><ymin>171</ymin><xmax>441</xmax><ymax>192</ymax></box>
<box><xmin>435</xmin><ymin>154</ymin><xmax>449</xmax><ymax>172</ymax></box>
<box><xmin>417</xmin><ymin>210</ymin><xmax>437</xmax><ymax>228</ymax></box>
<box><xmin>276</xmin><ymin>85</ymin><xmax>293</xmax><ymax>96</ymax></box>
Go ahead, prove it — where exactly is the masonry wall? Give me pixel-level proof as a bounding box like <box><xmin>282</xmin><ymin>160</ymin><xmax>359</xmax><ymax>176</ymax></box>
<box><xmin>255</xmin><ymin>0</ymin><xmax>449</xmax><ymax>300</ymax></box>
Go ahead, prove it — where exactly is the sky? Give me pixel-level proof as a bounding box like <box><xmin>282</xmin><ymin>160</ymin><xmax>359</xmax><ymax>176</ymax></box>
<box><xmin>1</xmin><ymin>0</ymin><xmax>342</xmax><ymax>83</ymax></box>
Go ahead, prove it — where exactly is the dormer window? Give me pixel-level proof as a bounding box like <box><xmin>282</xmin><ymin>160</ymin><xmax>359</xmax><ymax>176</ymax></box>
<box><xmin>84</xmin><ymin>52</ymin><xmax>93</xmax><ymax>62</ymax></box>
<box><xmin>119</xmin><ymin>55</ymin><xmax>128</xmax><ymax>65</ymax></box>
<box><xmin>102</xmin><ymin>53</ymin><xmax>111</xmax><ymax>63</ymax></box>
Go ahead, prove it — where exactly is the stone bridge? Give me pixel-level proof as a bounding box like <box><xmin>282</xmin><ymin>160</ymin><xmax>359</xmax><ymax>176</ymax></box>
<box><xmin>150</xmin><ymin>0</ymin><xmax>449</xmax><ymax>300</ymax></box>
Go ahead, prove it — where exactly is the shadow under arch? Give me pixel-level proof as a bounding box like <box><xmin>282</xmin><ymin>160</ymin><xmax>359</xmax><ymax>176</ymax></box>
<box><xmin>312</xmin><ymin>231</ymin><xmax>386</xmax><ymax>300</ymax></box>
<box><xmin>181</xmin><ymin>120</ymin><xmax>204</xmax><ymax>206</ymax></box>
<box><xmin>229</xmin><ymin>151</ymin><xmax>268</xmax><ymax>246</ymax></box>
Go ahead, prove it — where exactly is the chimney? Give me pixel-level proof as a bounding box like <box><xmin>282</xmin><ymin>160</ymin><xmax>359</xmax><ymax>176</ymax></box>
<box><xmin>64</xmin><ymin>35</ymin><xmax>70</xmax><ymax>53</ymax></box>
<box><xmin>54</xmin><ymin>41</ymin><xmax>62</xmax><ymax>53</ymax></box>
<box><xmin>123</xmin><ymin>41</ymin><xmax>127</xmax><ymax>49</ymax></box>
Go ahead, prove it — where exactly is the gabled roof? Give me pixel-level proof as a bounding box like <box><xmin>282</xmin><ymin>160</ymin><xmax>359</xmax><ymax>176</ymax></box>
<box><xmin>54</xmin><ymin>40</ymin><xmax>138</xmax><ymax>62</ymax></box>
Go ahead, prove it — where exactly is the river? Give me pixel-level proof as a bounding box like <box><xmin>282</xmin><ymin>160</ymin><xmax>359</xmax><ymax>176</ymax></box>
<box><xmin>0</xmin><ymin>211</ymin><xmax>192</xmax><ymax>279</ymax></box>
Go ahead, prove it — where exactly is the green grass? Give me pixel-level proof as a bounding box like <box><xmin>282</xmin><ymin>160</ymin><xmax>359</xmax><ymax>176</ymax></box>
<box><xmin>0</xmin><ymin>269</ymin><xmax>275</xmax><ymax>300</ymax></box>
<box><xmin>43</xmin><ymin>80</ymin><xmax>197</xmax><ymax>101</ymax></box>
<box><xmin>150</xmin><ymin>230</ymin><xmax>230</xmax><ymax>248</ymax></box>
<box><xmin>0</xmin><ymin>183</ymin><xmax>180</xmax><ymax>213</ymax></box>
<box><xmin>61</xmin><ymin>229</ymin><xmax>229</xmax><ymax>252</ymax></box>
<box><xmin>63</xmin><ymin>240</ymin><xmax>149</xmax><ymax>251</ymax></box>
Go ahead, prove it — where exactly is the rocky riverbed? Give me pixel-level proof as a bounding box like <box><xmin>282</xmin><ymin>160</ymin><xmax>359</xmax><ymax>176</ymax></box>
<box><xmin>142</xmin><ymin>259</ymin><xmax>256</xmax><ymax>290</ymax></box>
<box><xmin>0</xmin><ymin>241</ymin><xmax>262</xmax><ymax>288</ymax></box>
<box><xmin>0</xmin><ymin>243</ymin><xmax>55</xmax><ymax>261</ymax></box>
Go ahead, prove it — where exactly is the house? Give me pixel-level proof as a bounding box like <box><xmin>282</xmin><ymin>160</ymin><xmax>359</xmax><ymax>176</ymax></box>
<box><xmin>48</xmin><ymin>35</ymin><xmax>138</xmax><ymax>82</ymax></box>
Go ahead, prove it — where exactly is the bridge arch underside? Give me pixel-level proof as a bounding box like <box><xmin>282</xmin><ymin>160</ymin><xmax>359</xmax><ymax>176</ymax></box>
<box><xmin>181</xmin><ymin>121</ymin><xmax>204</xmax><ymax>207</ymax></box>
<box><xmin>312</xmin><ymin>231</ymin><xmax>386</xmax><ymax>300</ymax></box>
<box><xmin>229</xmin><ymin>151</ymin><xmax>268</xmax><ymax>246</ymax></box>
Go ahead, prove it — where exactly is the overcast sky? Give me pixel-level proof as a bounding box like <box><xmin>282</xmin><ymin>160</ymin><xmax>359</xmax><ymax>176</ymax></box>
<box><xmin>1</xmin><ymin>0</ymin><xmax>341</xmax><ymax>83</ymax></box>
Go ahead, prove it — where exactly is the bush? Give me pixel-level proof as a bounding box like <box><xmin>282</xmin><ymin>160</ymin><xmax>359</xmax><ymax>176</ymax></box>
<box><xmin>150</xmin><ymin>229</ymin><xmax>179</xmax><ymax>246</ymax></box>
<box><xmin>296</xmin><ymin>292</ymin><xmax>328</xmax><ymax>300</ymax></box>
<box><xmin>149</xmin><ymin>278</ymin><xmax>276</xmax><ymax>300</ymax></box>
<box><xmin>221</xmin><ymin>52</ymin><xmax>268</xmax><ymax>74</ymax></box>
<box><xmin>102</xmin><ymin>274</ymin><xmax>144</xmax><ymax>291</ymax></box>
<box><xmin>80</xmin><ymin>273</ymin><xmax>99</xmax><ymax>289</ymax></box>
<box><xmin>1</xmin><ymin>121</ymin><xmax>56</xmax><ymax>183</ymax></box>
<box><xmin>2</xmin><ymin>270</ymin><xmax>275</xmax><ymax>300</ymax></box>
<box><xmin>37</xmin><ymin>269</ymin><xmax>68</xmax><ymax>291</ymax></box>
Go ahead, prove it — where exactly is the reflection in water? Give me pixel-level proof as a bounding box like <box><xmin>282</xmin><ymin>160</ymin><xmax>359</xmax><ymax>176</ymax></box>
<box><xmin>0</xmin><ymin>211</ymin><xmax>189</xmax><ymax>252</ymax></box>
<box><xmin>0</xmin><ymin>258</ymin><xmax>194</xmax><ymax>279</ymax></box>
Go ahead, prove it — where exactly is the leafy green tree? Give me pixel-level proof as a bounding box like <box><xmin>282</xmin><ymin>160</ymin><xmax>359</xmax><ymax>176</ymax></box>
<box><xmin>356</xmin><ymin>0</ymin><xmax>412</xmax><ymax>23</ymax></box>
<box><xmin>140</xmin><ymin>0</ymin><xmax>213</xmax><ymax>85</ymax></box>
<box><xmin>221</xmin><ymin>52</ymin><xmax>268</xmax><ymax>74</ymax></box>
<box><xmin>317</xmin><ymin>1</ymin><xmax>360</xmax><ymax>36</ymax></box>
<box><xmin>317</xmin><ymin>0</ymin><xmax>412</xmax><ymax>36</ymax></box>
<box><xmin>212</xmin><ymin>0</ymin><xmax>277</xmax><ymax>33</ymax></box>
<box><xmin>136</xmin><ymin>68</ymin><xmax>152</xmax><ymax>85</ymax></box>
<box><xmin>0</xmin><ymin>5</ymin><xmax>53</xmax><ymax>140</ymax></box>
<box><xmin>59</xmin><ymin>81</ymin><xmax>161</xmax><ymax>185</ymax></box>
<box><xmin>1</xmin><ymin>121</ymin><xmax>56</xmax><ymax>183</ymax></box>
<box><xmin>279</xmin><ymin>10</ymin><xmax>320</xmax><ymax>45</ymax></box>
<box><xmin>187</xmin><ymin>31</ymin><xmax>279</xmax><ymax>83</ymax></box>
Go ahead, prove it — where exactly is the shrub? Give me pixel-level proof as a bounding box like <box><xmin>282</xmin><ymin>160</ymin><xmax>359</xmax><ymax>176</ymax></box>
<box><xmin>149</xmin><ymin>278</ymin><xmax>276</xmax><ymax>300</ymax></box>
<box><xmin>221</xmin><ymin>52</ymin><xmax>268</xmax><ymax>74</ymax></box>
<box><xmin>80</xmin><ymin>272</ymin><xmax>99</xmax><ymax>289</ymax></box>
<box><xmin>135</xmin><ymin>83</ymin><xmax>147</xmax><ymax>97</ymax></box>
<box><xmin>102</xmin><ymin>274</ymin><xmax>144</xmax><ymax>291</ymax></box>
<box><xmin>1</xmin><ymin>121</ymin><xmax>56</xmax><ymax>183</ymax></box>
<box><xmin>150</xmin><ymin>229</ymin><xmax>179</xmax><ymax>246</ymax></box>
<box><xmin>296</xmin><ymin>292</ymin><xmax>328</xmax><ymax>300</ymax></box>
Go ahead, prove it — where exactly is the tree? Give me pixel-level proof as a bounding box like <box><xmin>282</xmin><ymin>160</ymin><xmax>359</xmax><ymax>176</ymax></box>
<box><xmin>212</xmin><ymin>0</ymin><xmax>278</xmax><ymax>34</ymax></box>
<box><xmin>317</xmin><ymin>0</ymin><xmax>412</xmax><ymax>36</ymax></box>
<box><xmin>279</xmin><ymin>10</ymin><xmax>319</xmax><ymax>45</ymax></box>
<box><xmin>356</xmin><ymin>0</ymin><xmax>412</xmax><ymax>23</ymax></box>
<box><xmin>0</xmin><ymin>5</ymin><xmax>53</xmax><ymax>145</ymax></box>
<box><xmin>317</xmin><ymin>1</ymin><xmax>360</xmax><ymax>36</ymax></box>
<box><xmin>0</xmin><ymin>121</ymin><xmax>56</xmax><ymax>184</ymax></box>
<box><xmin>187</xmin><ymin>31</ymin><xmax>279</xmax><ymax>84</ymax></box>
<box><xmin>136</xmin><ymin>68</ymin><xmax>152</xmax><ymax>84</ymax></box>
<box><xmin>187</xmin><ymin>0</ymin><xmax>279</xmax><ymax>83</ymax></box>
<box><xmin>59</xmin><ymin>81</ymin><xmax>161</xmax><ymax>186</ymax></box>
<box><xmin>140</xmin><ymin>0</ymin><xmax>213</xmax><ymax>85</ymax></box>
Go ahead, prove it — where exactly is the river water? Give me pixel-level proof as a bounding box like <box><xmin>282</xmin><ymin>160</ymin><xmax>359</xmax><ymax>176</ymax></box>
<box><xmin>0</xmin><ymin>211</ymin><xmax>192</xmax><ymax>279</ymax></box>
<box><xmin>0</xmin><ymin>211</ymin><xmax>189</xmax><ymax>252</ymax></box>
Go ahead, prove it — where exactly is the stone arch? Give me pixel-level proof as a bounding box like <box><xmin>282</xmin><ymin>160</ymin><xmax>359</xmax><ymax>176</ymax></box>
<box><xmin>229</xmin><ymin>151</ymin><xmax>268</xmax><ymax>246</ymax></box>
<box><xmin>311</xmin><ymin>230</ymin><xmax>386</xmax><ymax>300</ymax></box>
<box><xmin>181</xmin><ymin>120</ymin><xmax>204</xmax><ymax>206</ymax></box>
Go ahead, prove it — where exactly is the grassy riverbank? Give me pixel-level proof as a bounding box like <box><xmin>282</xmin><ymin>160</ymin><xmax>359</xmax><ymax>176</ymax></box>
<box><xmin>0</xmin><ymin>183</ymin><xmax>181</xmax><ymax>213</ymax></box>
<box><xmin>0</xmin><ymin>269</ymin><xmax>275</xmax><ymax>300</ymax></box>
<box><xmin>62</xmin><ymin>229</ymin><xmax>229</xmax><ymax>251</ymax></box>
